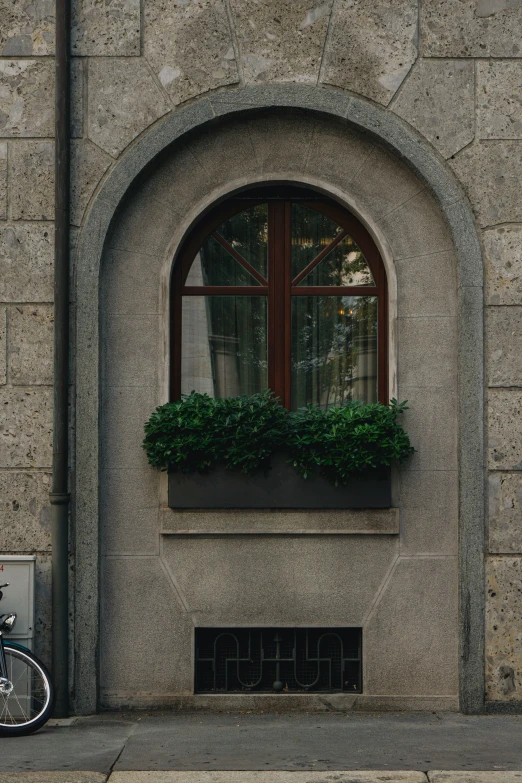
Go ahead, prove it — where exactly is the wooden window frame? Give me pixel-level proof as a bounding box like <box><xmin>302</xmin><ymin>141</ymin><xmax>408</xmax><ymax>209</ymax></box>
<box><xmin>170</xmin><ymin>194</ymin><xmax>388</xmax><ymax>407</ymax></box>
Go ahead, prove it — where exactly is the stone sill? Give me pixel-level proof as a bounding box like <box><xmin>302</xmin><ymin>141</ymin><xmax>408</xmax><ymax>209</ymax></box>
<box><xmin>159</xmin><ymin>507</ymin><xmax>399</xmax><ymax>535</ymax></box>
<box><xmin>99</xmin><ymin>691</ymin><xmax>458</xmax><ymax>712</ymax></box>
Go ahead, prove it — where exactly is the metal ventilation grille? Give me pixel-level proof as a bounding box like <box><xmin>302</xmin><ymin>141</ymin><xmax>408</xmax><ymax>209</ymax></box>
<box><xmin>195</xmin><ymin>627</ymin><xmax>362</xmax><ymax>693</ymax></box>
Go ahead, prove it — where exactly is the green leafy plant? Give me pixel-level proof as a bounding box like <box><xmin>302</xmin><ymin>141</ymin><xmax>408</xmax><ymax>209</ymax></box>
<box><xmin>142</xmin><ymin>392</ymin><xmax>414</xmax><ymax>483</ymax></box>
<box><xmin>286</xmin><ymin>399</ymin><xmax>414</xmax><ymax>486</ymax></box>
<box><xmin>142</xmin><ymin>390</ymin><xmax>288</xmax><ymax>474</ymax></box>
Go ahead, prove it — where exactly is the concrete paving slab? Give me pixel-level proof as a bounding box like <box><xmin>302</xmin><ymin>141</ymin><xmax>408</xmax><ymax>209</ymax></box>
<box><xmin>0</xmin><ymin>716</ymin><xmax>137</xmax><ymax>774</ymax></box>
<box><xmin>113</xmin><ymin>713</ymin><xmax>522</xmax><ymax>772</ymax></box>
<box><xmin>0</xmin><ymin>774</ymin><xmax>107</xmax><ymax>783</ymax></box>
<box><xmin>108</xmin><ymin>774</ymin><xmax>428</xmax><ymax>783</ymax></box>
<box><xmin>428</xmin><ymin>774</ymin><xmax>522</xmax><ymax>782</ymax></box>
<box><xmin>2</xmin><ymin>713</ymin><xmax>522</xmax><ymax>774</ymax></box>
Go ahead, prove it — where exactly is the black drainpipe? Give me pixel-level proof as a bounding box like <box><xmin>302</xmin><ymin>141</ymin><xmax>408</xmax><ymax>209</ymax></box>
<box><xmin>50</xmin><ymin>0</ymin><xmax>71</xmax><ymax>718</ymax></box>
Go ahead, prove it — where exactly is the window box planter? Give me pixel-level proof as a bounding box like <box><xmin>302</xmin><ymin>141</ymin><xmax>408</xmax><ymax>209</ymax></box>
<box><xmin>168</xmin><ymin>455</ymin><xmax>391</xmax><ymax>509</ymax></box>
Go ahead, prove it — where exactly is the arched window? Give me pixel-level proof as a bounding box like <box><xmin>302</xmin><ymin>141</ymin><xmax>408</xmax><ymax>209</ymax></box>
<box><xmin>171</xmin><ymin>186</ymin><xmax>388</xmax><ymax>409</ymax></box>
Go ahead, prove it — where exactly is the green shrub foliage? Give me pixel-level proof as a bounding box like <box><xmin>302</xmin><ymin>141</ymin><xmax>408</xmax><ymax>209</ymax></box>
<box><xmin>142</xmin><ymin>390</ymin><xmax>288</xmax><ymax>474</ymax></box>
<box><xmin>142</xmin><ymin>391</ymin><xmax>414</xmax><ymax>484</ymax></box>
<box><xmin>286</xmin><ymin>399</ymin><xmax>414</xmax><ymax>485</ymax></box>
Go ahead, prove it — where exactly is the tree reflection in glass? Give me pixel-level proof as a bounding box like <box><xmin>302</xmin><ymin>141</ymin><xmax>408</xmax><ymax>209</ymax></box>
<box><xmin>292</xmin><ymin>296</ymin><xmax>378</xmax><ymax>410</ymax></box>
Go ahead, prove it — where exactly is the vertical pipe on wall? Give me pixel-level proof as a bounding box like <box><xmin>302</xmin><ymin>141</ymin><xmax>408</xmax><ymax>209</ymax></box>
<box><xmin>50</xmin><ymin>0</ymin><xmax>71</xmax><ymax>718</ymax></box>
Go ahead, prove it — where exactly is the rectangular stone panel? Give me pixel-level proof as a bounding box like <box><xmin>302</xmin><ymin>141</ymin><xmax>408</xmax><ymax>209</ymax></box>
<box><xmin>396</xmin><ymin>252</ymin><xmax>457</xmax><ymax>317</ymax></box>
<box><xmin>398</xmin><ymin>316</ymin><xmax>457</xmax><ymax>390</ymax></box>
<box><xmin>378</xmin><ymin>189</ymin><xmax>454</xmax><ymax>261</ymax></box>
<box><xmin>0</xmin><ymin>223</ymin><xmax>54</xmax><ymax>302</ymax></box>
<box><xmin>0</xmin><ymin>143</ymin><xmax>7</xmax><ymax>219</ymax></box>
<box><xmin>421</xmin><ymin>0</ymin><xmax>522</xmax><ymax>57</ymax></box>
<box><xmin>87</xmin><ymin>59</ymin><xmax>170</xmax><ymax>158</ymax></box>
<box><xmin>71</xmin><ymin>0</ymin><xmax>140</xmax><ymax>56</ymax></box>
<box><xmin>392</xmin><ymin>60</ymin><xmax>474</xmax><ymax>159</ymax></box>
<box><xmin>186</xmin><ymin>119</ymin><xmax>261</xmax><ymax>190</ymax></box>
<box><xmin>450</xmin><ymin>141</ymin><xmax>522</xmax><ymax>226</ymax></box>
<box><xmin>302</xmin><ymin>116</ymin><xmax>383</xmax><ymax>202</ymax></box>
<box><xmin>9</xmin><ymin>141</ymin><xmax>54</xmax><ymax>221</ymax></box>
<box><xmin>478</xmin><ymin>61</ymin><xmax>522</xmax><ymax>140</ymax></box>
<box><xmin>230</xmin><ymin>0</ymin><xmax>331</xmax><ymax>85</ymax></box>
<box><xmin>8</xmin><ymin>305</ymin><xmax>53</xmax><ymax>385</ymax></box>
<box><xmin>248</xmin><ymin>112</ymin><xmax>314</xmax><ymax>173</ymax></box>
<box><xmin>399</xmin><ymin>471</ymin><xmax>458</xmax><ymax>556</ymax></box>
<box><xmin>144</xmin><ymin>0</ymin><xmax>238</xmax><ymax>105</ymax></box>
<box><xmin>0</xmin><ymin>307</ymin><xmax>5</xmax><ymax>384</ymax></box>
<box><xmin>0</xmin><ymin>387</ymin><xmax>52</xmax><ymax>468</ymax></box>
<box><xmin>102</xmin><ymin>469</ymin><xmax>160</xmax><ymax>556</ymax></box>
<box><xmin>487</xmin><ymin>306</ymin><xmax>522</xmax><ymax>387</ymax></box>
<box><xmin>484</xmin><ymin>226</ymin><xmax>522</xmax><ymax>306</ymax></box>
<box><xmin>162</xmin><ymin>535</ymin><xmax>398</xmax><ymax>627</ymax></box>
<box><xmin>101</xmin><ymin>556</ymin><xmax>194</xmax><ymax>698</ymax></box>
<box><xmin>102</xmin><ymin>249</ymin><xmax>162</xmax><ymax>316</ymax></box>
<box><xmin>486</xmin><ymin>556</ymin><xmax>522</xmax><ymax>701</ymax></box>
<box><xmin>0</xmin><ymin>60</ymin><xmax>54</xmax><ymax>137</ymax></box>
<box><xmin>322</xmin><ymin>0</ymin><xmax>417</xmax><ymax>105</ymax></box>
<box><xmin>102</xmin><ymin>386</ymin><xmax>159</xmax><ymax>470</ymax></box>
<box><xmin>0</xmin><ymin>0</ymin><xmax>55</xmax><ymax>56</ymax></box>
<box><xmin>364</xmin><ymin>557</ymin><xmax>458</xmax><ymax>696</ymax></box>
<box><xmin>103</xmin><ymin>314</ymin><xmax>159</xmax><ymax>389</ymax></box>
<box><xmin>488</xmin><ymin>389</ymin><xmax>522</xmax><ymax>470</ymax></box>
<box><xmin>397</xmin><ymin>387</ymin><xmax>458</xmax><ymax>472</ymax></box>
<box><xmin>489</xmin><ymin>473</ymin><xmax>522</xmax><ymax>554</ymax></box>
<box><xmin>0</xmin><ymin>471</ymin><xmax>51</xmax><ymax>551</ymax></box>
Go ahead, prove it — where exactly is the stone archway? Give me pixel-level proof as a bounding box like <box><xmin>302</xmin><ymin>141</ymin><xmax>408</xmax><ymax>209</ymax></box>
<box><xmin>74</xmin><ymin>85</ymin><xmax>484</xmax><ymax>714</ymax></box>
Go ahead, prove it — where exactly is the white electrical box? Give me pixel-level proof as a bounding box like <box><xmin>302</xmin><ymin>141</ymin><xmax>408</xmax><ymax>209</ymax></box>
<box><xmin>0</xmin><ymin>555</ymin><xmax>36</xmax><ymax>651</ymax></box>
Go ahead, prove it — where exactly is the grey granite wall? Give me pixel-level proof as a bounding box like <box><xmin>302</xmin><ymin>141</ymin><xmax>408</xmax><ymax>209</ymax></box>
<box><xmin>2</xmin><ymin>0</ymin><xmax>522</xmax><ymax>707</ymax></box>
<box><xmin>99</xmin><ymin>112</ymin><xmax>459</xmax><ymax>710</ymax></box>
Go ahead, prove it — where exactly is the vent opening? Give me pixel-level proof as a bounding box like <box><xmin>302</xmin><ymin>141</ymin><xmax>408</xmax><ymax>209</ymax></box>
<box><xmin>195</xmin><ymin>627</ymin><xmax>362</xmax><ymax>693</ymax></box>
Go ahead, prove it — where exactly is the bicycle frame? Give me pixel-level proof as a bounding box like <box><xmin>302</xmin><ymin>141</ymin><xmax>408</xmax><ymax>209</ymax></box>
<box><xmin>0</xmin><ymin>631</ymin><xmax>8</xmax><ymax>684</ymax></box>
<box><xmin>0</xmin><ymin>631</ymin><xmax>29</xmax><ymax>678</ymax></box>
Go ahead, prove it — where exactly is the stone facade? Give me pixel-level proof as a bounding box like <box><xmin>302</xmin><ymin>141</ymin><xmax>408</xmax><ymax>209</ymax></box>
<box><xmin>1</xmin><ymin>0</ymin><xmax>521</xmax><ymax>710</ymax></box>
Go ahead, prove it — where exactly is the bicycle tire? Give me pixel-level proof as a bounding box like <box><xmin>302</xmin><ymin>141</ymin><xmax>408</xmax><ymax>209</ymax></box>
<box><xmin>0</xmin><ymin>643</ymin><xmax>55</xmax><ymax>736</ymax></box>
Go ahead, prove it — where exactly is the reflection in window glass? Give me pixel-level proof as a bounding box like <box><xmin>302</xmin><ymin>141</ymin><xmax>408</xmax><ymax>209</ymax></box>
<box><xmin>182</xmin><ymin>296</ymin><xmax>267</xmax><ymax>398</ymax></box>
<box><xmin>291</xmin><ymin>296</ymin><xmax>378</xmax><ymax>410</ymax></box>
<box><xmin>185</xmin><ymin>204</ymin><xmax>268</xmax><ymax>286</ymax></box>
<box><xmin>292</xmin><ymin>204</ymin><xmax>374</xmax><ymax>286</ymax></box>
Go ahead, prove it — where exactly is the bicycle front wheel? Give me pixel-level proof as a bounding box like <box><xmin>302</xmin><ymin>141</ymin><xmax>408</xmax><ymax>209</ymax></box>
<box><xmin>0</xmin><ymin>644</ymin><xmax>55</xmax><ymax>736</ymax></box>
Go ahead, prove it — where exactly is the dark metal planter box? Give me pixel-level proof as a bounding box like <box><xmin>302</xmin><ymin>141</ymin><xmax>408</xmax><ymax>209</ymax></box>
<box><xmin>168</xmin><ymin>455</ymin><xmax>391</xmax><ymax>509</ymax></box>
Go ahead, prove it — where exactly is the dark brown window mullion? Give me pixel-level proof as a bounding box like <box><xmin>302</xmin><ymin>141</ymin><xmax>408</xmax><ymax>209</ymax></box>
<box><xmin>170</xmin><ymin>261</ymin><xmax>183</xmax><ymax>400</ymax></box>
<box><xmin>268</xmin><ymin>201</ymin><xmax>287</xmax><ymax>403</ymax></box>
<box><xmin>284</xmin><ymin>201</ymin><xmax>292</xmax><ymax>409</ymax></box>
<box><xmin>377</xmin><ymin>260</ymin><xmax>388</xmax><ymax>404</ymax></box>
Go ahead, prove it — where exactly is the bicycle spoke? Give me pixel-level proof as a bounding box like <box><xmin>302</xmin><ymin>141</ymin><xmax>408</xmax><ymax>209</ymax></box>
<box><xmin>12</xmin><ymin>690</ymin><xmax>29</xmax><ymax>722</ymax></box>
<box><xmin>0</xmin><ymin>648</ymin><xmax>50</xmax><ymax>728</ymax></box>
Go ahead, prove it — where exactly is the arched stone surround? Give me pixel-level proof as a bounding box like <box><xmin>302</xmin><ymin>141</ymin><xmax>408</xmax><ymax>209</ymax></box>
<box><xmin>74</xmin><ymin>85</ymin><xmax>484</xmax><ymax>714</ymax></box>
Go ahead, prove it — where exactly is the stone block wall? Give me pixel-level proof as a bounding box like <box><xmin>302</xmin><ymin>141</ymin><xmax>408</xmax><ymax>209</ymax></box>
<box><xmin>0</xmin><ymin>3</ymin><xmax>56</xmax><ymax>666</ymax></box>
<box><xmin>2</xmin><ymin>0</ymin><xmax>522</xmax><ymax>706</ymax></box>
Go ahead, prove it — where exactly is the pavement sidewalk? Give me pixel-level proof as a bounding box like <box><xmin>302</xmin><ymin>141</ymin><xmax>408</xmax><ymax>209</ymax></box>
<box><xmin>0</xmin><ymin>712</ymin><xmax>521</xmax><ymax>782</ymax></box>
<box><xmin>2</xmin><ymin>773</ymin><xmax>522</xmax><ymax>783</ymax></box>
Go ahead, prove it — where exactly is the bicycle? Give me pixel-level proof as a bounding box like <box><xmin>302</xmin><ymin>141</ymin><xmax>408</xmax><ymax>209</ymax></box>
<box><xmin>0</xmin><ymin>582</ymin><xmax>55</xmax><ymax>735</ymax></box>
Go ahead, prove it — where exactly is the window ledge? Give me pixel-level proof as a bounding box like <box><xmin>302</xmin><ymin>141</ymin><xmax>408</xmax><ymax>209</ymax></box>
<box><xmin>160</xmin><ymin>507</ymin><xmax>399</xmax><ymax>536</ymax></box>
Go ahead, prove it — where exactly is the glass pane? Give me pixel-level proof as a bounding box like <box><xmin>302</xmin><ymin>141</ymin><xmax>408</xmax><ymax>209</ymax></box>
<box><xmin>182</xmin><ymin>296</ymin><xmax>268</xmax><ymax>397</ymax></box>
<box><xmin>219</xmin><ymin>204</ymin><xmax>268</xmax><ymax>277</ymax></box>
<box><xmin>186</xmin><ymin>204</ymin><xmax>268</xmax><ymax>286</ymax></box>
<box><xmin>291</xmin><ymin>296</ymin><xmax>378</xmax><ymax>410</ymax></box>
<box><xmin>292</xmin><ymin>204</ymin><xmax>374</xmax><ymax>286</ymax></box>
